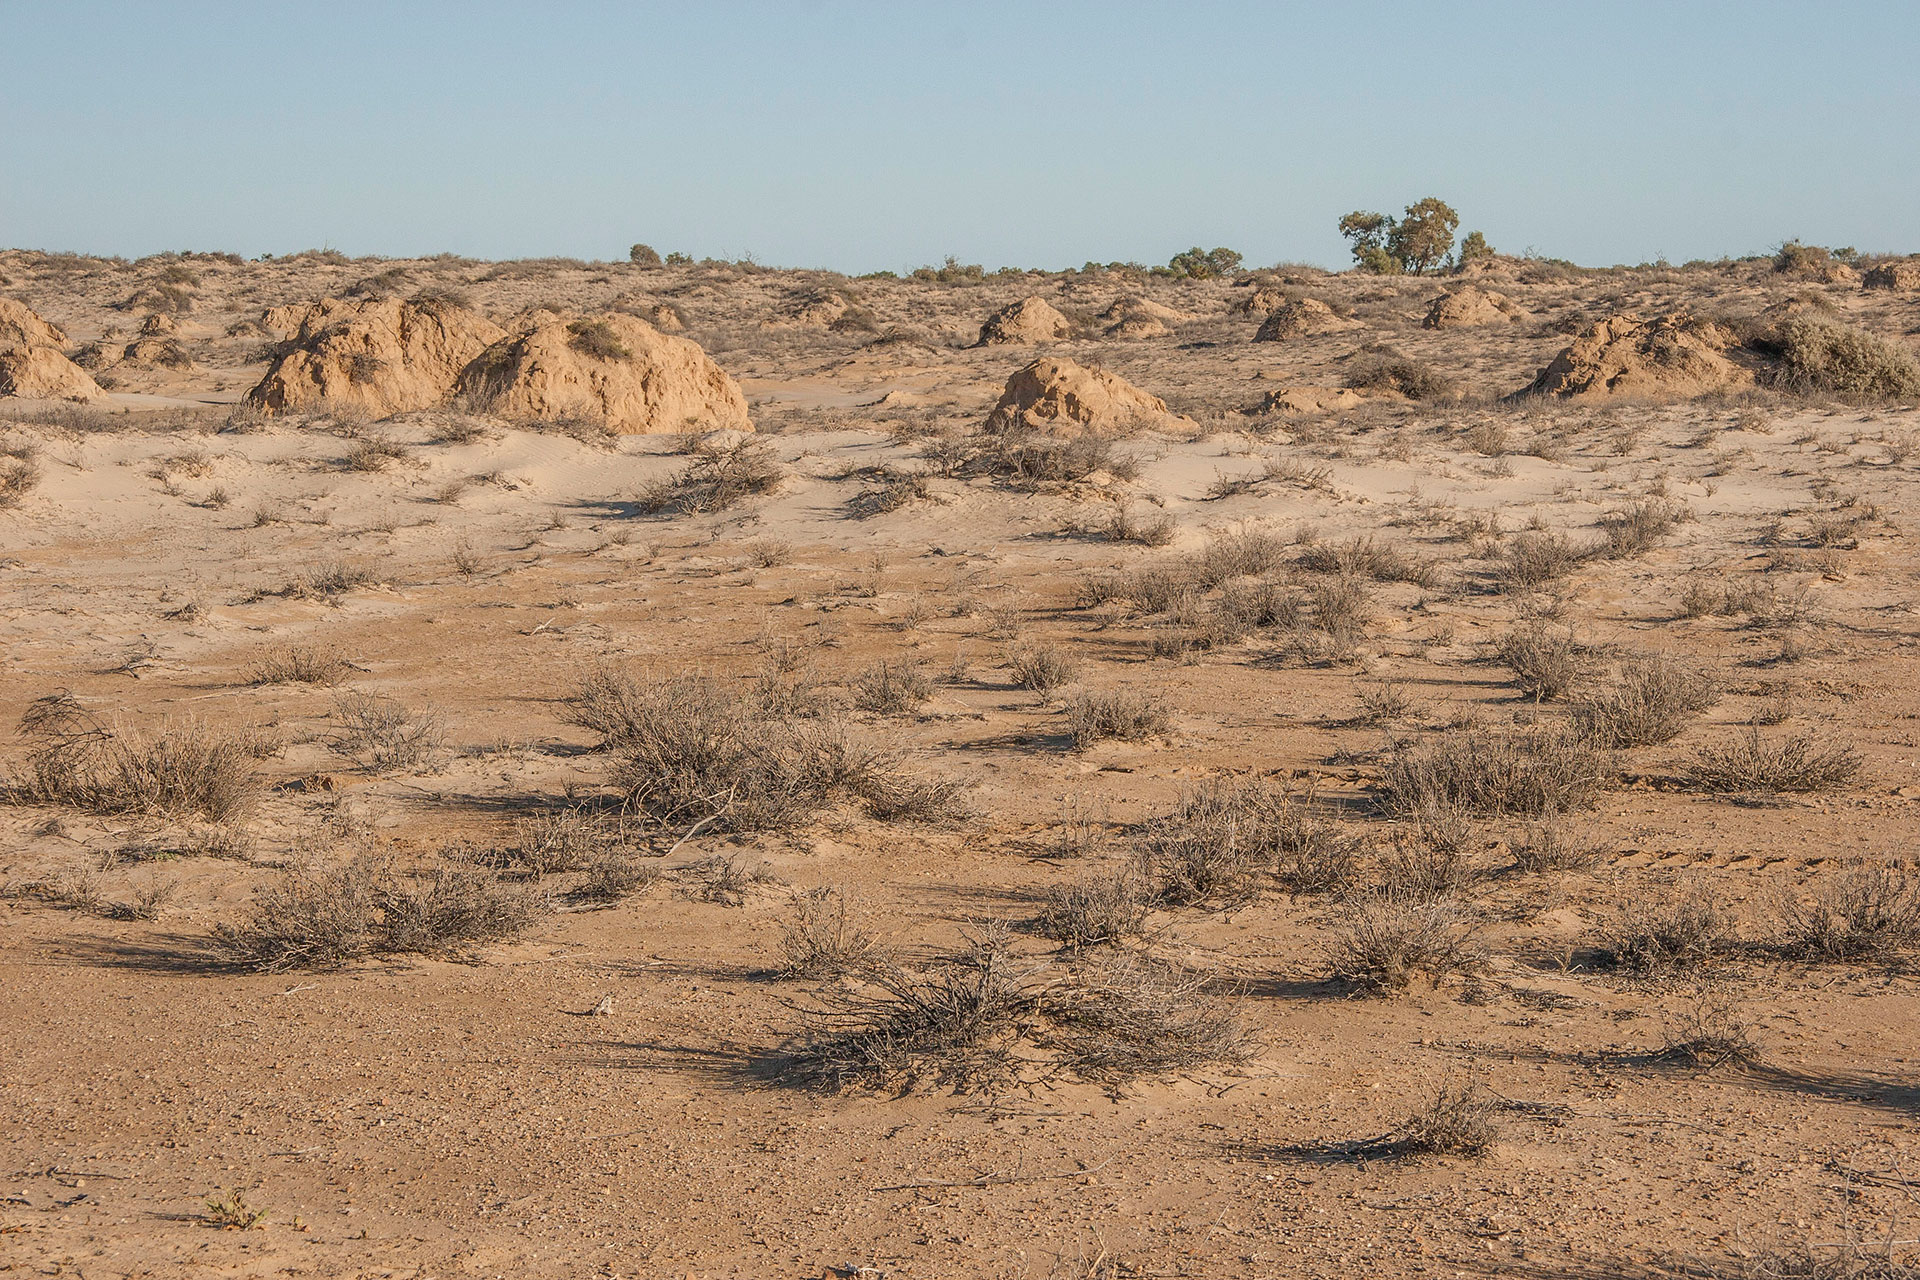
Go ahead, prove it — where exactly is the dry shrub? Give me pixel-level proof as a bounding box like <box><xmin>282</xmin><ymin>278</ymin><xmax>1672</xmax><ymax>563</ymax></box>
<box><xmin>1007</xmin><ymin>641</ymin><xmax>1078</xmax><ymax>694</ymax></box>
<box><xmin>782</xmin><ymin>927</ymin><xmax>1251</xmax><ymax>1095</ymax></box>
<box><xmin>1066</xmin><ymin>688</ymin><xmax>1171</xmax><ymax>749</ymax></box>
<box><xmin>0</xmin><ymin>456</ymin><xmax>41</xmax><ymax>509</ymax></box>
<box><xmin>1308</xmin><ymin>575</ymin><xmax>1373</xmax><ymax>650</ymax></box>
<box><xmin>1379</xmin><ymin>729</ymin><xmax>1608</xmax><ymax>817</ymax></box>
<box><xmin>331</xmin><ymin>692</ymin><xmax>445</xmax><ymax>769</ymax></box>
<box><xmin>847</xmin><ymin>470</ymin><xmax>933</xmax><ymax>518</ymax></box>
<box><xmin>7</xmin><ymin>692</ymin><xmax>261</xmax><ymax>823</ymax></box>
<box><xmin>485</xmin><ymin>805</ymin><xmax>632</xmax><ymax>878</ymax></box>
<box><xmin>853</xmin><ymin>658</ymin><xmax>931</xmax><ymax>714</ymax></box>
<box><xmin>285</xmin><ymin>560</ymin><xmax>380</xmax><ymax>598</ymax></box>
<box><xmin>1381</xmin><ymin>812</ymin><xmax>1476</xmax><ymax>901</ymax></box>
<box><xmin>1657</xmin><ymin>986</ymin><xmax>1761</xmax><ymax>1068</ymax></box>
<box><xmin>1498</xmin><ymin>530</ymin><xmax>1587</xmax><ymax>592</ymax></box>
<box><xmin>685</xmin><ymin>854</ymin><xmax>774</xmax><ymax>906</ymax></box>
<box><xmin>856</xmin><ymin>770</ymin><xmax>975</xmax><ymax>824</ymax></box>
<box><xmin>983</xmin><ymin>431</ymin><xmax>1137</xmax><ymax>490</ymax></box>
<box><xmin>1777</xmin><ymin>863</ymin><xmax>1920</xmax><ymax>961</ymax></box>
<box><xmin>1574</xmin><ymin>654</ymin><xmax>1719</xmax><ymax>747</ymax></box>
<box><xmin>211</xmin><ymin>854</ymin><xmax>541</xmax><ymax>972</ymax></box>
<box><xmin>1038</xmin><ymin>871</ymin><xmax>1150</xmax><ymax>948</ymax></box>
<box><xmin>1765</xmin><ymin>317</ymin><xmax>1920</xmax><ymax>401</ymax></box>
<box><xmin>1600</xmin><ymin>881</ymin><xmax>1738</xmax><ymax>972</ymax></box>
<box><xmin>575</xmin><ymin>671</ymin><xmax>936</xmax><ymax>830</ymax></box>
<box><xmin>249</xmin><ymin>644</ymin><xmax>348</xmax><ymax>686</ymax></box>
<box><xmin>777</xmin><ymin>887</ymin><xmax>878</xmax><ymax>976</ymax></box>
<box><xmin>1597</xmin><ymin>498</ymin><xmax>1690</xmax><ymax>558</ymax></box>
<box><xmin>1141</xmin><ymin>780</ymin><xmax>1286</xmax><ymax>905</ymax></box>
<box><xmin>1325</xmin><ymin>893</ymin><xmax>1485</xmax><ymax>992</ymax></box>
<box><xmin>782</xmin><ymin>925</ymin><xmax>1038</xmax><ymax>1094</ymax></box>
<box><xmin>1041</xmin><ymin>954</ymin><xmax>1255</xmax><ymax>1084</ymax></box>
<box><xmin>1297</xmin><ymin>535</ymin><xmax>1440</xmax><ymax>589</ymax></box>
<box><xmin>1394</xmin><ymin>1082</ymin><xmax>1500</xmax><ymax>1157</ymax></box>
<box><xmin>1685</xmin><ymin>729</ymin><xmax>1860</xmax><ymax>794</ymax></box>
<box><xmin>1344</xmin><ymin>350</ymin><xmax>1457</xmax><ymax>401</ymax></box>
<box><xmin>1495</xmin><ymin>623</ymin><xmax>1585</xmax><ymax>701</ymax></box>
<box><xmin>1509</xmin><ymin>817</ymin><xmax>1607</xmax><ymax>873</ymax></box>
<box><xmin>637</xmin><ymin>438</ymin><xmax>781</xmax><ymax>515</ymax></box>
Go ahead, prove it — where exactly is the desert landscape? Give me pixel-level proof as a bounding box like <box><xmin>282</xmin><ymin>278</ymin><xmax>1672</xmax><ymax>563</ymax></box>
<box><xmin>3</xmin><ymin>234</ymin><xmax>1920</xmax><ymax>1280</ymax></box>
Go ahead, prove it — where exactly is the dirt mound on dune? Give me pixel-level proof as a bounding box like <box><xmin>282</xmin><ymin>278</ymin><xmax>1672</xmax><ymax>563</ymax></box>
<box><xmin>0</xmin><ymin>299</ymin><xmax>100</xmax><ymax>401</ymax></box>
<box><xmin>766</xmin><ymin>289</ymin><xmax>860</xmax><ymax>330</ymax></box>
<box><xmin>1098</xmin><ymin>296</ymin><xmax>1185</xmax><ymax>339</ymax></box>
<box><xmin>1232</xmin><ymin>283</ymin><xmax>1291</xmax><ymax>316</ymax></box>
<box><xmin>1863</xmin><ymin>261</ymin><xmax>1920</xmax><ymax>292</ymax></box>
<box><xmin>1257</xmin><ymin>385</ymin><xmax>1367</xmax><ymax>415</ymax></box>
<box><xmin>986</xmin><ymin>356</ymin><xmax>1173</xmax><ymax>435</ymax></box>
<box><xmin>978</xmin><ymin>296</ymin><xmax>1073</xmax><ymax>345</ymax></box>
<box><xmin>1423</xmin><ymin>286</ymin><xmax>1523</xmax><ymax>329</ymax></box>
<box><xmin>1254</xmin><ymin>298</ymin><xmax>1361</xmax><ymax>342</ymax></box>
<box><xmin>456</xmin><ymin>312</ymin><xmax>750</xmax><ymax>435</ymax></box>
<box><xmin>246</xmin><ymin>297</ymin><xmax>506</xmax><ymax>417</ymax></box>
<box><xmin>0</xmin><ymin>345</ymin><xmax>102</xmax><ymax>401</ymax></box>
<box><xmin>1524</xmin><ymin>314</ymin><xmax>1752</xmax><ymax>400</ymax></box>
<box><xmin>0</xmin><ymin>298</ymin><xmax>70</xmax><ymax>350</ymax></box>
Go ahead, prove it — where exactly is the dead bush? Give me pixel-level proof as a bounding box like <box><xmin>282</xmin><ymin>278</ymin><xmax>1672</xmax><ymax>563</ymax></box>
<box><xmin>1065</xmin><ymin>688</ymin><xmax>1171</xmax><ymax>750</ymax></box>
<box><xmin>1394</xmin><ymin>1082</ymin><xmax>1500</xmax><ymax>1157</ymax></box>
<box><xmin>331</xmin><ymin>692</ymin><xmax>445</xmax><ymax>769</ymax></box>
<box><xmin>1656</xmin><ymin>987</ymin><xmax>1761</xmax><ymax>1068</ymax></box>
<box><xmin>1141</xmin><ymin>780</ymin><xmax>1288</xmax><ymax>905</ymax></box>
<box><xmin>684</xmin><ymin>854</ymin><xmax>774</xmax><ymax>906</ymax></box>
<box><xmin>1777</xmin><ymin>862</ymin><xmax>1920</xmax><ymax>961</ymax></box>
<box><xmin>782</xmin><ymin>927</ymin><xmax>1252</xmax><ymax>1095</ymax></box>
<box><xmin>1325</xmin><ymin>893</ymin><xmax>1485</xmax><ymax>992</ymax></box>
<box><xmin>1007</xmin><ymin>642</ymin><xmax>1078</xmax><ymax>694</ymax></box>
<box><xmin>777</xmin><ymin>887</ymin><xmax>879</xmax><ymax>976</ymax></box>
<box><xmin>853</xmin><ymin>658</ymin><xmax>932</xmax><ymax>715</ymax></box>
<box><xmin>583</xmin><ymin>672</ymin><xmax>927</xmax><ymax>831</ymax></box>
<box><xmin>1685</xmin><ymin>729</ymin><xmax>1861</xmax><ymax>794</ymax></box>
<box><xmin>211</xmin><ymin>853</ymin><xmax>540</xmax><ymax>972</ymax></box>
<box><xmin>1573</xmin><ymin>654</ymin><xmax>1719</xmax><ymax>747</ymax></box>
<box><xmin>1040</xmin><ymin>954</ymin><xmax>1256</xmax><ymax>1084</ymax></box>
<box><xmin>636</xmin><ymin>438</ymin><xmax>781</xmax><ymax>515</ymax></box>
<box><xmin>1597</xmin><ymin>498</ymin><xmax>1690</xmax><ymax>559</ymax></box>
<box><xmin>1764</xmin><ymin>317</ymin><xmax>1920</xmax><ymax>401</ymax></box>
<box><xmin>1495</xmin><ymin>623</ymin><xmax>1585</xmax><ymax>701</ymax></box>
<box><xmin>7</xmin><ymin>692</ymin><xmax>261</xmax><ymax>823</ymax></box>
<box><xmin>1509</xmin><ymin>818</ymin><xmax>1607</xmax><ymax>873</ymax></box>
<box><xmin>1379</xmin><ymin>729</ymin><xmax>1609</xmax><ymax>817</ymax></box>
<box><xmin>1038</xmin><ymin>872</ymin><xmax>1150</xmax><ymax>948</ymax></box>
<box><xmin>1498</xmin><ymin>530</ymin><xmax>1588</xmax><ymax>592</ymax></box>
<box><xmin>0</xmin><ymin>456</ymin><xmax>41</xmax><ymax>509</ymax></box>
<box><xmin>1600</xmin><ymin>881</ymin><xmax>1739</xmax><ymax>972</ymax></box>
<box><xmin>1297</xmin><ymin>536</ymin><xmax>1440</xmax><ymax>589</ymax></box>
<box><xmin>782</xmin><ymin>925</ymin><xmax>1038</xmax><ymax>1094</ymax></box>
<box><xmin>249</xmin><ymin>644</ymin><xmax>348</xmax><ymax>686</ymax></box>
<box><xmin>855</xmin><ymin>770</ymin><xmax>975</xmax><ymax>824</ymax></box>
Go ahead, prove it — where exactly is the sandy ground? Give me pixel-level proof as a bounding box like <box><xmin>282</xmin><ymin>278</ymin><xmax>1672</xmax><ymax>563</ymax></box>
<box><xmin>3</xmin><ymin>248</ymin><xmax>1920</xmax><ymax>1278</ymax></box>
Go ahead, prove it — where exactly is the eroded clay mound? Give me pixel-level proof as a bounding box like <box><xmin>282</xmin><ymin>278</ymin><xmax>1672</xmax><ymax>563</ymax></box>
<box><xmin>1254</xmin><ymin>298</ymin><xmax>1361</xmax><ymax>342</ymax></box>
<box><xmin>1524</xmin><ymin>314</ymin><xmax>1752</xmax><ymax>400</ymax></box>
<box><xmin>246</xmin><ymin>297</ymin><xmax>507</xmax><ymax>417</ymax></box>
<box><xmin>456</xmin><ymin>312</ymin><xmax>750</xmax><ymax>435</ymax></box>
<box><xmin>978</xmin><ymin>296</ymin><xmax>1073</xmax><ymax>345</ymax></box>
<box><xmin>0</xmin><ymin>298</ymin><xmax>70</xmax><ymax>350</ymax></box>
<box><xmin>1423</xmin><ymin>286</ymin><xmax>1523</xmax><ymax>329</ymax></box>
<box><xmin>1257</xmin><ymin>386</ymin><xmax>1367</xmax><ymax>415</ymax></box>
<box><xmin>766</xmin><ymin>290</ymin><xmax>855</xmax><ymax>330</ymax></box>
<box><xmin>1098</xmin><ymin>296</ymin><xmax>1185</xmax><ymax>339</ymax></box>
<box><xmin>1233</xmin><ymin>283</ymin><xmax>1291</xmax><ymax>316</ymax></box>
<box><xmin>1863</xmin><ymin>262</ymin><xmax>1920</xmax><ymax>292</ymax></box>
<box><xmin>986</xmin><ymin>356</ymin><xmax>1171</xmax><ymax>435</ymax></box>
<box><xmin>0</xmin><ymin>299</ymin><xmax>100</xmax><ymax>401</ymax></box>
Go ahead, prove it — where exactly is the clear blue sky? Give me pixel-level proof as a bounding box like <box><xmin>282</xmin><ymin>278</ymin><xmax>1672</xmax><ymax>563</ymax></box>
<box><xmin>4</xmin><ymin>1</ymin><xmax>1917</xmax><ymax>271</ymax></box>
